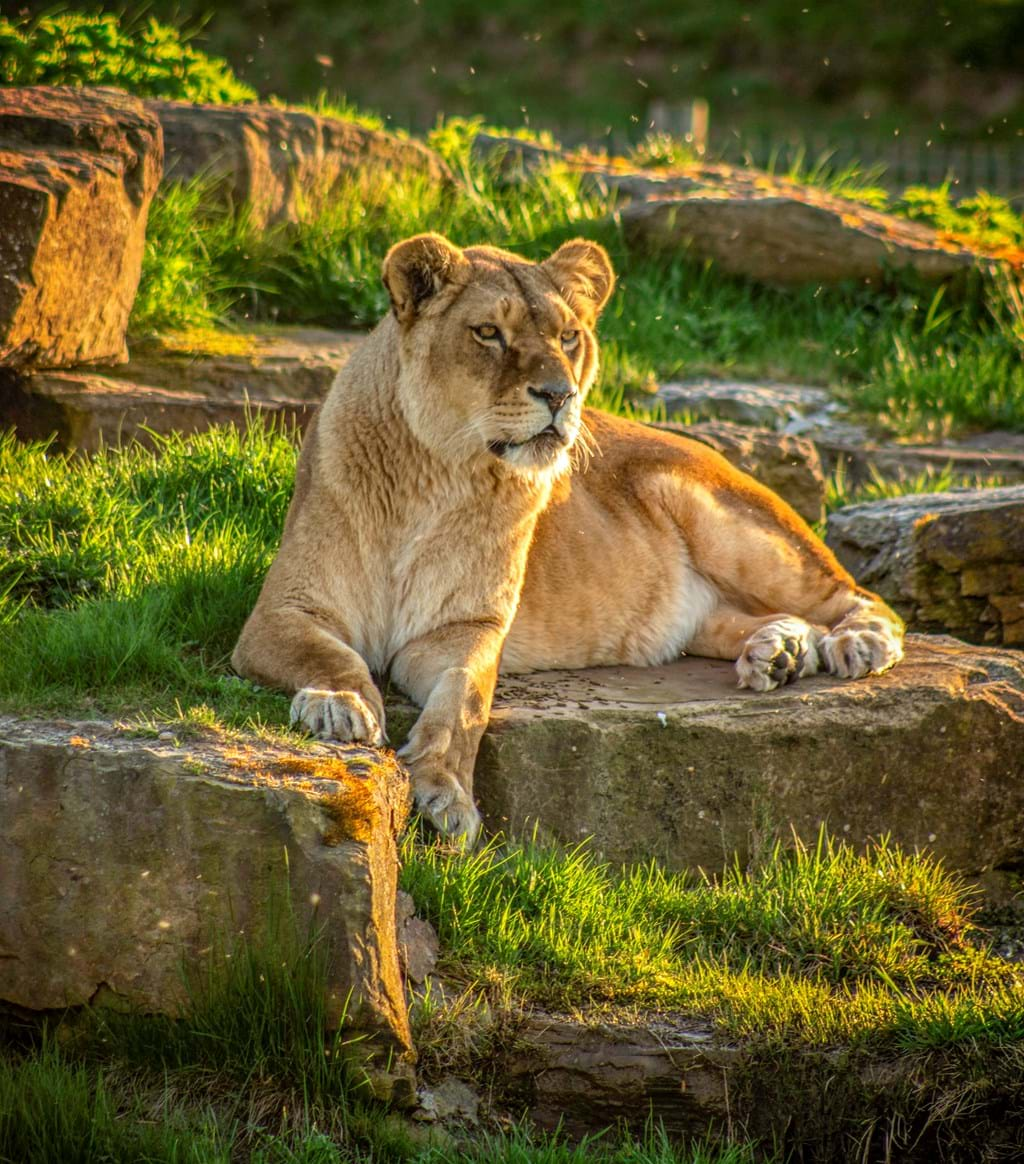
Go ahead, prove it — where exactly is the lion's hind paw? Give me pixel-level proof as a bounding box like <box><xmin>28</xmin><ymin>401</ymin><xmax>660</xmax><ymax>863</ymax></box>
<box><xmin>736</xmin><ymin>618</ymin><xmax>820</xmax><ymax>693</ymax></box>
<box><xmin>820</xmin><ymin>624</ymin><xmax>903</xmax><ymax>679</ymax></box>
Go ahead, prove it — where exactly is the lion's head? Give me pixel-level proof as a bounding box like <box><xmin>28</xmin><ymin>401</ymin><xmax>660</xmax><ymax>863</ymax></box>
<box><xmin>381</xmin><ymin>233</ymin><xmax>615</xmax><ymax>476</ymax></box>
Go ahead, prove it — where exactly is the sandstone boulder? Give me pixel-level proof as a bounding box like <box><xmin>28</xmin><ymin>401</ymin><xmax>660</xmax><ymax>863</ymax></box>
<box><xmin>0</xmin><ymin>719</ymin><xmax>414</xmax><ymax>1099</ymax></box>
<box><xmin>621</xmin><ymin>191</ymin><xmax>979</xmax><ymax>285</ymax></box>
<box><xmin>0</xmin><ymin>86</ymin><xmax>162</xmax><ymax>368</ymax></box>
<box><xmin>473</xmin><ymin>132</ymin><xmax>984</xmax><ymax>286</ymax></box>
<box><xmin>652</xmin><ymin>419</ymin><xmax>826</xmax><ymax>524</ymax></box>
<box><xmin>391</xmin><ymin>637</ymin><xmax>1024</xmax><ymax>877</ymax></box>
<box><xmin>826</xmin><ymin>486</ymin><xmax>1024</xmax><ymax>645</ymax></box>
<box><xmin>152</xmin><ymin>100</ymin><xmax>454</xmax><ymax>228</ymax></box>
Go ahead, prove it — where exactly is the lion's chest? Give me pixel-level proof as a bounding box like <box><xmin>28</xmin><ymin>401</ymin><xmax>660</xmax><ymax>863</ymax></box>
<box><xmin>347</xmin><ymin>490</ymin><xmax>530</xmax><ymax>675</ymax></box>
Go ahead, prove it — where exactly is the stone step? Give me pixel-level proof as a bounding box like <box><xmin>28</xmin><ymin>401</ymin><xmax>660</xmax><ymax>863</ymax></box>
<box><xmin>404</xmin><ymin>636</ymin><xmax>1024</xmax><ymax>880</ymax></box>
<box><xmin>826</xmin><ymin>485</ymin><xmax>1024</xmax><ymax>646</ymax></box>
<box><xmin>0</xmin><ymin>717</ymin><xmax>414</xmax><ymax>1101</ymax></box>
<box><xmin>107</xmin><ymin>327</ymin><xmax>365</xmax><ymax>403</ymax></box>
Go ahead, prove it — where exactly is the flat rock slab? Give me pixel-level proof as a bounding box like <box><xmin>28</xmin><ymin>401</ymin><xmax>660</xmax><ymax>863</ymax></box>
<box><xmin>0</xmin><ymin>86</ymin><xmax>162</xmax><ymax>368</ymax></box>
<box><xmin>466</xmin><ymin>636</ymin><xmax>1024</xmax><ymax>876</ymax></box>
<box><xmin>1</xmin><ymin>370</ymin><xmax>315</xmax><ymax>452</ymax></box>
<box><xmin>827</xmin><ymin>486</ymin><xmax>1024</xmax><ymax>646</ymax></box>
<box><xmin>0</xmin><ymin>719</ymin><xmax>414</xmax><ymax>1099</ymax></box>
<box><xmin>152</xmin><ymin>100</ymin><xmax>453</xmax><ymax>228</ymax></box>
<box><xmin>654</xmin><ymin>378</ymin><xmax>837</xmax><ymax>430</ymax></box>
<box><xmin>108</xmin><ymin>327</ymin><xmax>364</xmax><ymax>403</ymax></box>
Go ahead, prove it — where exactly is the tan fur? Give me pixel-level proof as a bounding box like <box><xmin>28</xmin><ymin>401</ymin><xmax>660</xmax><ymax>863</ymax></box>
<box><xmin>233</xmin><ymin>234</ymin><xmax>904</xmax><ymax>841</ymax></box>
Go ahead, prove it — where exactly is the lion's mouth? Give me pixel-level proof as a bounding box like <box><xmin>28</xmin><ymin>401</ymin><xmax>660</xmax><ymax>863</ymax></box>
<box><xmin>489</xmin><ymin>425</ymin><xmax>567</xmax><ymax>459</ymax></box>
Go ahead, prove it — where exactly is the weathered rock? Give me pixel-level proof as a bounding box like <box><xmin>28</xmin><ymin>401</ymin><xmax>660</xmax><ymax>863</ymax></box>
<box><xmin>653</xmin><ymin>377</ymin><xmax>841</xmax><ymax>432</ymax></box>
<box><xmin>621</xmin><ymin>192</ymin><xmax>979</xmax><ymax>286</ymax></box>
<box><xmin>0</xmin><ymin>86</ymin><xmax>162</xmax><ymax>368</ymax></box>
<box><xmin>511</xmin><ymin>1014</ymin><xmax>732</xmax><ymax>1139</ymax></box>
<box><xmin>396</xmin><ymin>890</ymin><xmax>440</xmax><ymax>985</ymax></box>
<box><xmin>651</xmin><ymin>419</ymin><xmax>826</xmax><ymax>524</ymax></box>
<box><xmin>106</xmin><ymin>328</ymin><xmax>364</xmax><ymax>403</ymax></box>
<box><xmin>414</xmin><ymin>1077</ymin><xmax>480</xmax><ymax>1125</ymax></box>
<box><xmin>826</xmin><ymin>486</ymin><xmax>1024</xmax><ymax>645</ymax></box>
<box><xmin>509</xmin><ymin>1011</ymin><xmax>1024</xmax><ymax>1159</ymax></box>
<box><xmin>397</xmin><ymin>636</ymin><xmax>1024</xmax><ymax>876</ymax></box>
<box><xmin>2</xmin><ymin>369</ymin><xmax>315</xmax><ymax>452</ymax></box>
<box><xmin>472</xmin><ymin>134</ymin><xmax>985</xmax><ymax>285</ymax></box>
<box><xmin>152</xmin><ymin>100</ymin><xmax>454</xmax><ymax>228</ymax></box>
<box><xmin>0</xmin><ymin>718</ymin><xmax>414</xmax><ymax>1098</ymax></box>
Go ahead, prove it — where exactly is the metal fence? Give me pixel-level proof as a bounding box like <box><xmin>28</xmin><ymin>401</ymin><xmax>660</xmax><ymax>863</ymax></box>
<box><xmin>639</xmin><ymin>100</ymin><xmax>1024</xmax><ymax>197</ymax></box>
<box><xmin>720</xmin><ymin>132</ymin><xmax>1024</xmax><ymax>198</ymax></box>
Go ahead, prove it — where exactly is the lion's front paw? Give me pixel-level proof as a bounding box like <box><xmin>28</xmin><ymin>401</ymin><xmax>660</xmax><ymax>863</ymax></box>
<box><xmin>290</xmin><ymin>687</ymin><xmax>385</xmax><ymax>745</ymax></box>
<box><xmin>820</xmin><ymin>625</ymin><xmax>903</xmax><ymax>679</ymax></box>
<box><xmin>410</xmin><ymin>770</ymin><xmax>482</xmax><ymax>845</ymax></box>
<box><xmin>736</xmin><ymin>618</ymin><xmax>820</xmax><ymax>693</ymax></box>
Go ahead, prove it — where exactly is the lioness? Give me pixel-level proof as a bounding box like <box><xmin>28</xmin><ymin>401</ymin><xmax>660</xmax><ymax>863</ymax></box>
<box><xmin>234</xmin><ymin>233</ymin><xmax>904</xmax><ymax>841</ymax></box>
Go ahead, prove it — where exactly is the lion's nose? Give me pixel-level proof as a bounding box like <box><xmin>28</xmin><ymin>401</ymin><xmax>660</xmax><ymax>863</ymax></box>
<box><xmin>528</xmin><ymin>382</ymin><xmax>576</xmax><ymax>417</ymax></box>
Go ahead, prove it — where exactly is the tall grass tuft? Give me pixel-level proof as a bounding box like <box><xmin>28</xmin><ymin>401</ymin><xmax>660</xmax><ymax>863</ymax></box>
<box><xmin>402</xmin><ymin>829</ymin><xmax>1022</xmax><ymax>1049</ymax></box>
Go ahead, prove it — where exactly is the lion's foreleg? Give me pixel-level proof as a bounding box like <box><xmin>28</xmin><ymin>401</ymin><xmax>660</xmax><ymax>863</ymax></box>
<box><xmin>233</xmin><ymin>607</ymin><xmax>386</xmax><ymax>744</ymax></box>
<box><xmin>389</xmin><ymin>620</ymin><xmax>505</xmax><ymax>843</ymax></box>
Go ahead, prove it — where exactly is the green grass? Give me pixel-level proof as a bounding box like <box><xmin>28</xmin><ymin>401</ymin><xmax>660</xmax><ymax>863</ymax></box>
<box><xmin>0</xmin><ymin>1039</ymin><xmax>762</xmax><ymax>1164</ymax></box>
<box><xmin>0</xmin><ymin>423</ymin><xmax>294</xmax><ymax>726</ymax></box>
<box><xmin>823</xmin><ymin>462</ymin><xmax>1009</xmax><ymax>518</ymax></box>
<box><xmin>130</xmin><ymin>146</ymin><xmax>1024</xmax><ymax>435</ymax></box>
<box><xmin>401</xmin><ymin>830</ymin><xmax>1024</xmax><ymax>1051</ymax></box>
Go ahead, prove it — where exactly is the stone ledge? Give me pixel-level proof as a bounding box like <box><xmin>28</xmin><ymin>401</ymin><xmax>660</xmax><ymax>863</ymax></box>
<box><xmin>0</xmin><ymin>718</ymin><xmax>414</xmax><ymax>1097</ymax></box>
<box><xmin>1</xmin><ymin>369</ymin><xmax>316</xmax><ymax>452</ymax></box>
<box><xmin>454</xmin><ymin>636</ymin><xmax>1024</xmax><ymax>876</ymax></box>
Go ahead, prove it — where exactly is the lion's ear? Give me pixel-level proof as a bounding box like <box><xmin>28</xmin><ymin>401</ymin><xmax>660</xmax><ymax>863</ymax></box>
<box><xmin>382</xmin><ymin>233</ymin><xmax>467</xmax><ymax>324</ymax></box>
<box><xmin>541</xmin><ymin>239</ymin><xmax>615</xmax><ymax>325</ymax></box>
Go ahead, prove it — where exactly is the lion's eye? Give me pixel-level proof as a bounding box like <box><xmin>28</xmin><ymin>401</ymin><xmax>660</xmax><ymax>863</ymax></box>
<box><xmin>561</xmin><ymin>329</ymin><xmax>580</xmax><ymax>350</ymax></box>
<box><xmin>472</xmin><ymin>324</ymin><xmax>504</xmax><ymax>347</ymax></box>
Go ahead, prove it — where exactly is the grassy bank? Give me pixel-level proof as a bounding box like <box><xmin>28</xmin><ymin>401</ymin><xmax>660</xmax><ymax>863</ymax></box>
<box><xmin>5</xmin><ymin>832</ymin><xmax>1020</xmax><ymax>1161</ymax></box>
<box><xmin>403</xmin><ymin>831</ymin><xmax>1023</xmax><ymax>1051</ymax></box>
<box><xmin>131</xmin><ymin>149</ymin><xmax>1024</xmax><ymax>436</ymax></box>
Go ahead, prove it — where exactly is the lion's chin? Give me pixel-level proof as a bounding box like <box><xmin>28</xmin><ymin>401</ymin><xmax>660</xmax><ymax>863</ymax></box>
<box><xmin>488</xmin><ymin>426</ymin><xmax>573</xmax><ymax>473</ymax></box>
